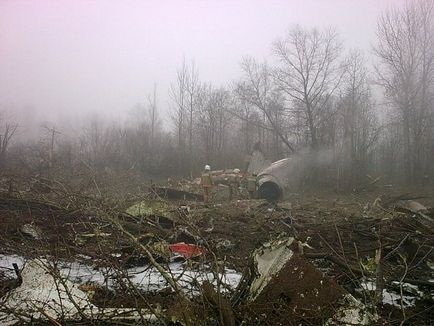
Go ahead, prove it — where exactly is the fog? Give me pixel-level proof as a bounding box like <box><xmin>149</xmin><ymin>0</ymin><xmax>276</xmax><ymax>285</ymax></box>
<box><xmin>2</xmin><ymin>0</ymin><xmax>431</xmax><ymax>188</ymax></box>
<box><xmin>1</xmin><ymin>0</ymin><xmax>403</xmax><ymax>128</ymax></box>
<box><xmin>2</xmin><ymin>2</ymin><xmax>434</xmax><ymax>324</ymax></box>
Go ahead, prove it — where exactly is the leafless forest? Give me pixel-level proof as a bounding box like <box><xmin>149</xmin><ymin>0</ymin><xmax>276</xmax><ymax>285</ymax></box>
<box><xmin>0</xmin><ymin>1</ymin><xmax>432</xmax><ymax>189</ymax></box>
<box><xmin>1</xmin><ymin>1</ymin><xmax>434</xmax><ymax>325</ymax></box>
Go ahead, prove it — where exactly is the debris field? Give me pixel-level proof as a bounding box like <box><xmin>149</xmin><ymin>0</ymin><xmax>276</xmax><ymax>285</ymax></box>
<box><xmin>0</xmin><ymin>179</ymin><xmax>433</xmax><ymax>325</ymax></box>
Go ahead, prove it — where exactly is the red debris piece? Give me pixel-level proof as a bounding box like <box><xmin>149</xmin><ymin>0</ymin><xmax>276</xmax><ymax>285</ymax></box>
<box><xmin>169</xmin><ymin>242</ymin><xmax>207</xmax><ymax>258</ymax></box>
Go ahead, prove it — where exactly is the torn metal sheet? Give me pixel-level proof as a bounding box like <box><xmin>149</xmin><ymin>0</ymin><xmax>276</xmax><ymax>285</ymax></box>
<box><xmin>326</xmin><ymin>294</ymin><xmax>377</xmax><ymax>325</ymax></box>
<box><xmin>126</xmin><ymin>199</ymin><xmax>174</xmax><ymax>218</ymax></box>
<box><xmin>168</xmin><ymin>242</ymin><xmax>207</xmax><ymax>259</ymax></box>
<box><xmin>248</xmin><ymin>237</ymin><xmax>295</xmax><ymax>301</ymax></box>
<box><xmin>20</xmin><ymin>224</ymin><xmax>43</xmax><ymax>240</ymax></box>
<box><xmin>395</xmin><ymin>200</ymin><xmax>433</xmax><ymax>221</ymax></box>
<box><xmin>396</xmin><ymin>200</ymin><xmax>428</xmax><ymax>214</ymax></box>
<box><xmin>0</xmin><ymin>255</ymin><xmax>241</xmax><ymax>301</ymax></box>
<box><xmin>0</xmin><ymin>259</ymin><xmax>156</xmax><ymax>324</ymax></box>
<box><xmin>126</xmin><ymin>200</ymin><xmax>176</xmax><ymax>229</ymax></box>
<box><xmin>244</xmin><ymin>237</ymin><xmax>378</xmax><ymax>325</ymax></box>
<box><xmin>257</xmin><ymin>158</ymin><xmax>293</xmax><ymax>201</ymax></box>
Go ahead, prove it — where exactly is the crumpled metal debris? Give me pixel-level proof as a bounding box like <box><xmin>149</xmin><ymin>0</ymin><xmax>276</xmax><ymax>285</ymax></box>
<box><xmin>126</xmin><ymin>199</ymin><xmax>174</xmax><ymax>218</ymax></box>
<box><xmin>395</xmin><ymin>200</ymin><xmax>433</xmax><ymax>221</ymax></box>
<box><xmin>326</xmin><ymin>294</ymin><xmax>377</xmax><ymax>325</ymax></box>
<box><xmin>248</xmin><ymin>237</ymin><xmax>295</xmax><ymax>301</ymax></box>
<box><xmin>396</xmin><ymin>200</ymin><xmax>428</xmax><ymax>213</ymax></box>
<box><xmin>19</xmin><ymin>223</ymin><xmax>43</xmax><ymax>240</ymax></box>
<box><xmin>216</xmin><ymin>239</ymin><xmax>235</xmax><ymax>250</ymax></box>
<box><xmin>257</xmin><ymin>158</ymin><xmax>293</xmax><ymax>201</ymax></box>
<box><xmin>243</xmin><ymin>237</ymin><xmax>378</xmax><ymax>325</ymax></box>
<box><xmin>0</xmin><ymin>259</ymin><xmax>155</xmax><ymax>324</ymax></box>
<box><xmin>169</xmin><ymin>242</ymin><xmax>207</xmax><ymax>259</ymax></box>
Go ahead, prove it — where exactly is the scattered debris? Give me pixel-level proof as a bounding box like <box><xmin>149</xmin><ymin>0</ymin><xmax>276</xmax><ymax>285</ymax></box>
<box><xmin>241</xmin><ymin>237</ymin><xmax>378</xmax><ymax>325</ymax></box>
<box><xmin>126</xmin><ymin>199</ymin><xmax>174</xmax><ymax>218</ymax></box>
<box><xmin>19</xmin><ymin>223</ymin><xmax>43</xmax><ymax>240</ymax></box>
<box><xmin>216</xmin><ymin>239</ymin><xmax>235</xmax><ymax>250</ymax></box>
<box><xmin>0</xmin><ymin>260</ymin><xmax>155</xmax><ymax>324</ymax></box>
<box><xmin>153</xmin><ymin>187</ymin><xmax>203</xmax><ymax>201</ymax></box>
<box><xmin>248</xmin><ymin>237</ymin><xmax>295</xmax><ymax>301</ymax></box>
<box><xmin>169</xmin><ymin>242</ymin><xmax>207</xmax><ymax>258</ymax></box>
<box><xmin>257</xmin><ymin>158</ymin><xmax>293</xmax><ymax>201</ymax></box>
<box><xmin>1</xmin><ymin>188</ymin><xmax>433</xmax><ymax>324</ymax></box>
<box><xmin>327</xmin><ymin>294</ymin><xmax>377</xmax><ymax>325</ymax></box>
<box><xmin>395</xmin><ymin>200</ymin><xmax>432</xmax><ymax>220</ymax></box>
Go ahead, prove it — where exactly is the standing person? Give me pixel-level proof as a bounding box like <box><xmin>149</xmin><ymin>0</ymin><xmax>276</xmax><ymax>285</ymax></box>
<box><xmin>201</xmin><ymin>165</ymin><xmax>213</xmax><ymax>203</ymax></box>
<box><xmin>247</xmin><ymin>173</ymin><xmax>258</xmax><ymax>199</ymax></box>
<box><xmin>229</xmin><ymin>168</ymin><xmax>241</xmax><ymax>200</ymax></box>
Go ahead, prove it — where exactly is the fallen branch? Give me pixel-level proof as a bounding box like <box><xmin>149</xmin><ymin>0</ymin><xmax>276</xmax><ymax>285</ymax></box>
<box><xmin>202</xmin><ymin>281</ymin><xmax>235</xmax><ymax>326</ymax></box>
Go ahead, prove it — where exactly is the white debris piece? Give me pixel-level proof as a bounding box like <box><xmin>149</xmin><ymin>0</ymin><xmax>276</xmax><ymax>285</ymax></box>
<box><xmin>360</xmin><ymin>280</ymin><xmax>376</xmax><ymax>291</ymax></box>
<box><xmin>327</xmin><ymin>294</ymin><xmax>378</xmax><ymax>325</ymax></box>
<box><xmin>397</xmin><ymin>200</ymin><xmax>428</xmax><ymax>214</ymax></box>
<box><xmin>0</xmin><ymin>255</ymin><xmax>25</xmax><ymax>278</ymax></box>
<box><xmin>248</xmin><ymin>237</ymin><xmax>294</xmax><ymax>301</ymax></box>
<box><xmin>382</xmin><ymin>289</ymin><xmax>416</xmax><ymax>308</ymax></box>
<box><xmin>0</xmin><ymin>259</ymin><xmax>155</xmax><ymax>324</ymax></box>
<box><xmin>20</xmin><ymin>224</ymin><xmax>43</xmax><ymax>240</ymax></box>
<box><xmin>128</xmin><ymin>262</ymin><xmax>241</xmax><ymax>295</ymax></box>
<box><xmin>0</xmin><ymin>255</ymin><xmax>242</xmax><ymax>297</ymax></box>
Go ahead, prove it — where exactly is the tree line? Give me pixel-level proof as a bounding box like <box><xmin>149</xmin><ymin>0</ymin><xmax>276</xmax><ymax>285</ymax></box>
<box><xmin>2</xmin><ymin>1</ymin><xmax>433</xmax><ymax>190</ymax></box>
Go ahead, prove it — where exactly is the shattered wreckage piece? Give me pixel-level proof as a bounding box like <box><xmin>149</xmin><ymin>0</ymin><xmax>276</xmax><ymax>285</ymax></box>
<box><xmin>126</xmin><ymin>199</ymin><xmax>173</xmax><ymax>218</ymax></box>
<box><xmin>243</xmin><ymin>238</ymin><xmax>378</xmax><ymax>325</ymax></box>
<box><xmin>20</xmin><ymin>223</ymin><xmax>43</xmax><ymax>240</ymax></box>
<box><xmin>257</xmin><ymin>158</ymin><xmax>293</xmax><ymax>201</ymax></box>
<box><xmin>126</xmin><ymin>199</ymin><xmax>175</xmax><ymax>229</ymax></box>
<box><xmin>396</xmin><ymin>200</ymin><xmax>428</xmax><ymax>214</ymax></box>
<box><xmin>248</xmin><ymin>237</ymin><xmax>295</xmax><ymax>301</ymax></box>
<box><xmin>0</xmin><ymin>260</ymin><xmax>156</xmax><ymax>324</ymax></box>
<box><xmin>169</xmin><ymin>242</ymin><xmax>207</xmax><ymax>259</ymax></box>
<box><xmin>395</xmin><ymin>200</ymin><xmax>433</xmax><ymax>221</ymax></box>
<box><xmin>326</xmin><ymin>294</ymin><xmax>377</xmax><ymax>325</ymax></box>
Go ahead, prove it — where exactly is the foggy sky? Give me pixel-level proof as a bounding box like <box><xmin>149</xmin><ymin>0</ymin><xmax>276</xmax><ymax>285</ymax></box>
<box><xmin>0</xmin><ymin>0</ymin><xmax>405</xmax><ymax>128</ymax></box>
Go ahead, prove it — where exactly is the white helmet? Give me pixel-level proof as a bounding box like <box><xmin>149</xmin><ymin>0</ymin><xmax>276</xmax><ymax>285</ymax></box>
<box><xmin>234</xmin><ymin>168</ymin><xmax>240</xmax><ymax>174</ymax></box>
<box><xmin>205</xmin><ymin>164</ymin><xmax>211</xmax><ymax>171</ymax></box>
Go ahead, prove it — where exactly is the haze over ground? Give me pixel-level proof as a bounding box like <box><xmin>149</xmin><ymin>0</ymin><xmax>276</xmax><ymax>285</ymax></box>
<box><xmin>0</xmin><ymin>0</ymin><xmax>405</xmax><ymax>132</ymax></box>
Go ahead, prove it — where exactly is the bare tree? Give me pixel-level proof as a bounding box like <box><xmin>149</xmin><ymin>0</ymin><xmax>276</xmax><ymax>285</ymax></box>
<box><xmin>272</xmin><ymin>26</ymin><xmax>343</xmax><ymax>149</ymax></box>
<box><xmin>338</xmin><ymin>50</ymin><xmax>381</xmax><ymax>187</ymax></box>
<box><xmin>169</xmin><ymin>60</ymin><xmax>188</xmax><ymax>150</ymax></box>
<box><xmin>196</xmin><ymin>85</ymin><xmax>231</xmax><ymax>163</ymax></box>
<box><xmin>41</xmin><ymin>124</ymin><xmax>61</xmax><ymax>171</ymax></box>
<box><xmin>374</xmin><ymin>0</ymin><xmax>434</xmax><ymax>182</ymax></box>
<box><xmin>0</xmin><ymin>113</ymin><xmax>18</xmax><ymax>167</ymax></box>
<box><xmin>169</xmin><ymin>59</ymin><xmax>200</xmax><ymax>175</ymax></box>
<box><xmin>185</xmin><ymin>61</ymin><xmax>199</xmax><ymax>160</ymax></box>
<box><xmin>236</xmin><ymin>57</ymin><xmax>294</xmax><ymax>153</ymax></box>
<box><xmin>147</xmin><ymin>83</ymin><xmax>158</xmax><ymax>144</ymax></box>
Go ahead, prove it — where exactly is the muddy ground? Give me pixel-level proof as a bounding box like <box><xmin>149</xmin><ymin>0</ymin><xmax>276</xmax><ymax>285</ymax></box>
<box><xmin>0</xmin><ymin>173</ymin><xmax>433</xmax><ymax>325</ymax></box>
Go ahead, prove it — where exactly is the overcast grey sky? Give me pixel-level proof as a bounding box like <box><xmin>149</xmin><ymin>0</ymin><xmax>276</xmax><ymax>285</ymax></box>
<box><xmin>0</xmin><ymin>0</ymin><xmax>405</xmax><ymax>127</ymax></box>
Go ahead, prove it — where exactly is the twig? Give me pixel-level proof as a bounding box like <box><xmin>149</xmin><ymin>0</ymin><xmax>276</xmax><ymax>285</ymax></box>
<box><xmin>398</xmin><ymin>254</ymin><xmax>408</xmax><ymax>326</ymax></box>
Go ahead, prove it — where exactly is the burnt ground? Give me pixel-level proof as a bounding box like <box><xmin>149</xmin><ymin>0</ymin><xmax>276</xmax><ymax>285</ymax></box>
<box><xmin>0</xmin><ymin>175</ymin><xmax>433</xmax><ymax>325</ymax></box>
